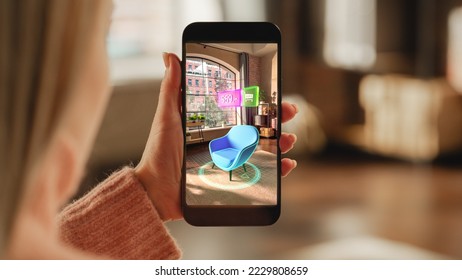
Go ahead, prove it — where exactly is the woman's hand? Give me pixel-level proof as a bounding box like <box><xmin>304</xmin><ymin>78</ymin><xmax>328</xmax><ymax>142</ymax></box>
<box><xmin>135</xmin><ymin>53</ymin><xmax>298</xmax><ymax>221</ymax></box>
<box><xmin>280</xmin><ymin>102</ymin><xmax>298</xmax><ymax>176</ymax></box>
<box><xmin>135</xmin><ymin>53</ymin><xmax>184</xmax><ymax>221</ymax></box>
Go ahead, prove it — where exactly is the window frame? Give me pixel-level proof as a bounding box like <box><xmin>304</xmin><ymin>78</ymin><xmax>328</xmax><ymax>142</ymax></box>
<box><xmin>185</xmin><ymin>56</ymin><xmax>239</xmax><ymax>128</ymax></box>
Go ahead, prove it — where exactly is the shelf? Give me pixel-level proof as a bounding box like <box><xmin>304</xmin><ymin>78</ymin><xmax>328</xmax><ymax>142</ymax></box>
<box><xmin>186</xmin><ymin>138</ymin><xmax>204</xmax><ymax>144</ymax></box>
<box><xmin>186</xmin><ymin>121</ymin><xmax>205</xmax><ymax>127</ymax></box>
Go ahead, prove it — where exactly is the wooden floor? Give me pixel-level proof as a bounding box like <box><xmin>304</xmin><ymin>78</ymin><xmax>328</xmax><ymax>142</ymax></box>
<box><xmin>166</xmin><ymin>145</ymin><xmax>462</xmax><ymax>259</ymax></box>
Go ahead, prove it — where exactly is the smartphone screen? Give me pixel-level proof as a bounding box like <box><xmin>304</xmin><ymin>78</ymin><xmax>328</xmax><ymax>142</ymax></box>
<box><xmin>182</xmin><ymin>22</ymin><xmax>281</xmax><ymax>226</ymax></box>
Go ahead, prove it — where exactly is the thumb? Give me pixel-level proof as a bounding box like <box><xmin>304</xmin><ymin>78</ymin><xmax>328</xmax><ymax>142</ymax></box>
<box><xmin>157</xmin><ymin>52</ymin><xmax>181</xmax><ymax>115</ymax></box>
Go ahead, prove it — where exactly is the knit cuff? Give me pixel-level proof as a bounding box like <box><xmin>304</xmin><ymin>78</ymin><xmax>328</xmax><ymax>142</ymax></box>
<box><xmin>58</xmin><ymin>167</ymin><xmax>181</xmax><ymax>259</ymax></box>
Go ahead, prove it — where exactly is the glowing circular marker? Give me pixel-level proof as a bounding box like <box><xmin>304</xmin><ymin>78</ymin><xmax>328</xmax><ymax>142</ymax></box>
<box><xmin>198</xmin><ymin>161</ymin><xmax>261</xmax><ymax>190</ymax></box>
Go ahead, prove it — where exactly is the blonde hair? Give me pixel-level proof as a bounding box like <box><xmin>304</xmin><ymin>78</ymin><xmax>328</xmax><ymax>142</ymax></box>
<box><xmin>0</xmin><ymin>0</ymin><xmax>110</xmax><ymax>256</ymax></box>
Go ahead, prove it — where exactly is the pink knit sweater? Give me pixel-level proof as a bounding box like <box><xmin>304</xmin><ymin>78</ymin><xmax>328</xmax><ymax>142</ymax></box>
<box><xmin>58</xmin><ymin>167</ymin><xmax>181</xmax><ymax>259</ymax></box>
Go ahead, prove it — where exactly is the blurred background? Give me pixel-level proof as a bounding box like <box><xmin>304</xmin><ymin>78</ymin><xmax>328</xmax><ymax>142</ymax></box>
<box><xmin>78</xmin><ymin>0</ymin><xmax>462</xmax><ymax>259</ymax></box>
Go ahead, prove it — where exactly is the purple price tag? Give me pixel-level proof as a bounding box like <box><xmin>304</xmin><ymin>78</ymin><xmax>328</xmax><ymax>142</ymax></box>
<box><xmin>217</xmin><ymin>89</ymin><xmax>242</xmax><ymax>107</ymax></box>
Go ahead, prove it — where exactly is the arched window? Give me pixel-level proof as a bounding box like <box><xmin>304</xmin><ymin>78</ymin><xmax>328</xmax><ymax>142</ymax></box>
<box><xmin>185</xmin><ymin>57</ymin><xmax>238</xmax><ymax>128</ymax></box>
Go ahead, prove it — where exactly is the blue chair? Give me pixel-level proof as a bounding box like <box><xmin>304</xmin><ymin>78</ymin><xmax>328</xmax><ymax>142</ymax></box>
<box><xmin>209</xmin><ymin>125</ymin><xmax>259</xmax><ymax>181</ymax></box>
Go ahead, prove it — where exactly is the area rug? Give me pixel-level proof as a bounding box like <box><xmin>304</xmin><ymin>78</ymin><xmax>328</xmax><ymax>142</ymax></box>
<box><xmin>186</xmin><ymin>150</ymin><xmax>277</xmax><ymax>205</ymax></box>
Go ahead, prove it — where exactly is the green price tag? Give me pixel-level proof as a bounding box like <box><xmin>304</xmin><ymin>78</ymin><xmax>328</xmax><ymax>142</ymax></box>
<box><xmin>242</xmin><ymin>86</ymin><xmax>260</xmax><ymax>107</ymax></box>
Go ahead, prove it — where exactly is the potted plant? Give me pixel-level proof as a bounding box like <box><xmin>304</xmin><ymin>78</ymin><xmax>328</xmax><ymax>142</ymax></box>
<box><xmin>198</xmin><ymin>114</ymin><xmax>205</xmax><ymax>126</ymax></box>
<box><xmin>189</xmin><ymin>114</ymin><xmax>197</xmax><ymax>123</ymax></box>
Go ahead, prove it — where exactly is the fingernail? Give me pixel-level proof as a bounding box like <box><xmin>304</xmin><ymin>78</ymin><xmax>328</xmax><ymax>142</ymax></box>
<box><xmin>290</xmin><ymin>133</ymin><xmax>298</xmax><ymax>142</ymax></box>
<box><xmin>292</xmin><ymin>159</ymin><xmax>298</xmax><ymax>168</ymax></box>
<box><xmin>162</xmin><ymin>52</ymin><xmax>170</xmax><ymax>68</ymax></box>
<box><xmin>291</xmin><ymin>103</ymin><xmax>299</xmax><ymax>113</ymax></box>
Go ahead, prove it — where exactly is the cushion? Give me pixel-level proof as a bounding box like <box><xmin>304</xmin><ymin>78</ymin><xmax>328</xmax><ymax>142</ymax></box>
<box><xmin>211</xmin><ymin>148</ymin><xmax>239</xmax><ymax>168</ymax></box>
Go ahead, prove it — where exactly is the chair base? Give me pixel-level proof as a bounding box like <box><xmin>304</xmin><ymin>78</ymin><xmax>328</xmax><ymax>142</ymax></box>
<box><xmin>212</xmin><ymin>162</ymin><xmax>247</xmax><ymax>181</ymax></box>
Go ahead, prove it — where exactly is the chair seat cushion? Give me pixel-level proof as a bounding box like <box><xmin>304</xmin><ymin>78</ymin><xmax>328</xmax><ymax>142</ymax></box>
<box><xmin>211</xmin><ymin>148</ymin><xmax>239</xmax><ymax>168</ymax></box>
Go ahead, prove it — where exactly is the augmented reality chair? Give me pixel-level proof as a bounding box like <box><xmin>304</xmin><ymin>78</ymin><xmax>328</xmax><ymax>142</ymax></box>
<box><xmin>209</xmin><ymin>125</ymin><xmax>260</xmax><ymax>181</ymax></box>
<box><xmin>209</xmin><ymin>125</ymin><xmax>259</xmax><ymax>181</ymax></box>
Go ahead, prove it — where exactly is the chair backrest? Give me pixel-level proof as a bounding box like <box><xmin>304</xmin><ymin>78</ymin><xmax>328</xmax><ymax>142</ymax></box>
<box><xmin>227</xmin><ymin>125</ymin><xmax>259</xmax><ymax>150</ymax></box>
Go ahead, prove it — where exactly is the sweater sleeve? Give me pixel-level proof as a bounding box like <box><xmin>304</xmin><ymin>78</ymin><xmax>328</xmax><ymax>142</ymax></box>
<box><xmin>58</xmin><ymin>167</ymin><xmax>181</xmax><ymax>259</ymax></box>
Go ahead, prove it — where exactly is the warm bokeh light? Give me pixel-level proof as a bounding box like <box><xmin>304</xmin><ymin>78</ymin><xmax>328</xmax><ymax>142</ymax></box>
<box><xmin>323</xmin><ymin>0</ymin><xmax>376</xmax><ymax>70</ymax></box>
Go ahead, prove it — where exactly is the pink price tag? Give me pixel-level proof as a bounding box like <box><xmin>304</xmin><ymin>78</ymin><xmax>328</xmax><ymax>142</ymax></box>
<box><xmin>217</xmin><ymin>89</ymin><xmax>242</xmax><ymax>107</ymax></box>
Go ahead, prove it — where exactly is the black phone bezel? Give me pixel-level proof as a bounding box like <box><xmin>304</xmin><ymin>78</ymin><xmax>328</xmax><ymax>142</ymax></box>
<box><xmin>181</xmin><ymin>22</ymin><xmax>282</xmax><ymax>226</ymax></box>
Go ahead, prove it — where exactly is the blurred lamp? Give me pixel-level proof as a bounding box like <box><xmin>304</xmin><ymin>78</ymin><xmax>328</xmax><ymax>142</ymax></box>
<box><xmin>323</xmin><ymin>0</ymin><xmax>376</xmax><ymax>70</ymax></box>
<box><xmin>448</xmin><ymin>7</ymin><xmax>462</xmax><ymax>93</ymax></box>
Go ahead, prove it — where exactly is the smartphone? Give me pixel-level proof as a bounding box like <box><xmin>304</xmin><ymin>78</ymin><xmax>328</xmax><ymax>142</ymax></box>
<box><xmin>181</xmin><ymin>22</ymin><xmax>281</xmax><ymax>226</ymax></box>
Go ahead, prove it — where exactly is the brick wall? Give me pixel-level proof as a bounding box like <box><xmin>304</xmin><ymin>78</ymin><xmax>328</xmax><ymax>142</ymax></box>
<box><xmin>249</xmin><ymin>55</ymin><xmax>261</xmax><ymax>87</ymax></box>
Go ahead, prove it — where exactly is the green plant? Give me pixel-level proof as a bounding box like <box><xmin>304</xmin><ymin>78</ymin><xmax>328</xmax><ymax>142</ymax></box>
<box><xmin>198</xmin><ymin>114</ymin><xmax>205</xmax><ymax>121</ymax></box>
<box><xmin>189</xmin><ymin>114</ymin><xmax>197</xmax><ymax>121</ymax></box>
<box><xmin>259</xmin><ymin>89</ymin><xmax>267</xmax><ymax>102</ymax></box>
